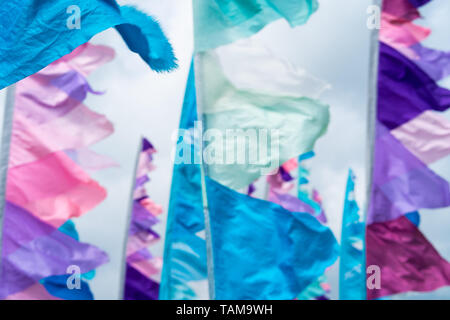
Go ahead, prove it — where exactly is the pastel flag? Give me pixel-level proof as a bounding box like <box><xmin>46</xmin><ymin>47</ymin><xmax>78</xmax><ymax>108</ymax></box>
<box><xmin>377</xmin><ymin>43</ymin><xmax>450</xmax><ymax>130</ymax></box>
<box><xmin>5</xmin><ymin>283</ymin><xmax>61</xmax><ymax>300</ymax></box>
<box><xmin>368</xmin><ymin>123</ymin><xmax>450</xmax><ymax>224</ymax></box>
<box><xmin>268</xmin><ymin>190</ymin><xmax>316</xmax><ymax>216</ymax></box>
<box><xmin>0</xmin><ymin>0</ymin><xmax>176</xmax><ymax>89</ymax></box>
<box><xmin>0</xmin><ymin>201</ymin><xmax>108</xmax><ymax>299</ymax></box>
<box><xmin>391</xmin><ymin>111</ymin><xmax>450</xmax><ymax>165</ymax></box>
<box><xmin>380</xmin><ymin>12</ymin><xmax>430</xmax><ymax>53</ymax></box>
<box><xmin>216</xmin><ymin>39</ymin><xmax>330</xmax><ymax>99</ymax></box>
<box><xmin>159</xmin><ymin>63</ymin><xmax>208</xmax><ymax>300</ymax></box>
<box><xmin>205</xmin><ymin>177</ymin><xmax>339</xmax><ymax>300</ymax></box>
<box><xmin>366</xmin><ymin>215</ymin><xmax>450</xmax><ymax>299</ymax></box>
<box><xmin>339</xmin><ymin>170</ymin><xmax>365</xmax><ymax>300</ymax></box>
<box><xmin>200</xmin><ymin>52</ymin><xmax>329</xmax><ymax>190</ymax></box>
<box><xmin>410</xmin><ymin>44</ymin><xmax>450</xmax><ymax>81</ymax></box>
<box><xmin>193</xmin><ymin>0</ymin><xmax>318</xmax><ymax>51</ymax></box>
<box><xmin>123</xmin><ymin>138</ymin><xmax>163</xmax><ymax>300</ymax></box>
<box><xmin>6</xmin><ymin>151</ymin><xmax>107</xmax><ymax>227</ymax></box>
<box><xmin>10</xmin><ymin>103</ymin><xmax>114</xmax><ymax>168</ymax></box>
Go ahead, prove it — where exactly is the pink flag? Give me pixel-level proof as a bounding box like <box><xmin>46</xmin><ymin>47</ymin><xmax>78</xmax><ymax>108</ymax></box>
<box><xmin>391</xmin><ymin>111</ymin><xmax>450</xmax><ymax>165</ymax></box>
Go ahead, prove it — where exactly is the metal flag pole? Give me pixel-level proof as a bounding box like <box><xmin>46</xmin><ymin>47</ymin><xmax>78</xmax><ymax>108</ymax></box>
<box><xmin>0</xmin><ymin>84</ymin><xmax>16</xmax><ymax>266</ymax></box>
<box><xmin>363</xmin><ymin>0</ymin><xmax>382</xmax><ymax>300</ymax></box>
<box><xmin>194</xmin><ymin>52</ymin><xmax>216</xmax><ymax>300</ymax></box>
<box><xmin>118</xmin><ymin>137</ymin><xmax>144</xmax><ymax>300</ymax></box>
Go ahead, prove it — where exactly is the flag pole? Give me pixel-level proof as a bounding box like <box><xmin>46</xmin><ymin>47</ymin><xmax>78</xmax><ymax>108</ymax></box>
<box><xmin>0</xmin><ymin>84</ymin><xmax>16</xmax><ymax>265</ymax></box>
<box><xmin>363</xmin><ymin>0</ymin><xmax>382</xmax><ymax>300</ymax></box>
<box><xmin>194</xmin><ymin>53</ymin><xmax>216</xmax><ymax>300</ymax></box>
<box><xmin>118</xmin><ymin>137</ymin><xmax>143</xmax><ymax>300</ymax></box>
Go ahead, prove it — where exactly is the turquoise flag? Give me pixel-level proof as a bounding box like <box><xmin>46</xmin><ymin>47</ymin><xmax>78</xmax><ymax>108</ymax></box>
<box><xmin>339</xmin><ymin>169</ymin><xmax>366</xmax><ymax>300</ymax></box>
<box><xmin>159</xmin><ymin>64</ymin><xmax>208</xmax><ymax>300</ymax></box>
<box><xmin>205</xmin><ymin>177</ymin><xmax>339</xmax><ymax>300</ymax></box>
<box><xmin>0</xmin><ymin>0</ymin><xmax>176</xmax><ymax>90</ymax></box>
<box><xmin>193</xmin><ymin>0</ymin><xmax>318</xmax><ymax>51</ymax></box>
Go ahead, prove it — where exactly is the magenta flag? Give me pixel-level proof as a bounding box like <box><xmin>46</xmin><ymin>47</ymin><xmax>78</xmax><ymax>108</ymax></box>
<box><xmin>367</xmin><ymin>216</ymin><xmax>450</xmax><ymax>300</ymax></box>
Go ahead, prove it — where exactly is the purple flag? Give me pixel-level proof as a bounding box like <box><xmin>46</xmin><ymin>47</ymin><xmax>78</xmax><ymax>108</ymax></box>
<box><xmin>377</xmin><ymin>43</ymin><xmax>450</xmax><ymax>130</ymax></box>
<box><xmin>368</xmin><ymin>123</ymin><xmax>450</xmax><ymax>224</ymax></box>
<box><xmin>411</xmin><ymin>44</ymin><xmax>450</xmax><ymax>81</ymax></box>
<box><xmin>124</xmin><ymin>265</ymin><xmax>159</xmax><ymax>300</ymax></box>
<box><xmin>1</xmin><ymin>202</ymin><xmax>108</xmax><ymax>298</ymax></box>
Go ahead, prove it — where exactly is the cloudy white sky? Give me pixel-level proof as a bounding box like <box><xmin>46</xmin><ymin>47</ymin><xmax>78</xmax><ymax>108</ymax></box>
<box><xmin>0</xmin><ymin>0</ymin><xmax>449</xmax><ymax>300</ymax></box>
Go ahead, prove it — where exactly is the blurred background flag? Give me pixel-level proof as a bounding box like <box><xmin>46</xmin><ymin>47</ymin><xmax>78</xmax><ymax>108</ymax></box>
<box><xmin>339</xmin><ymin>170</ymin><xmax>365</xmax><ymax>300</ymax></box>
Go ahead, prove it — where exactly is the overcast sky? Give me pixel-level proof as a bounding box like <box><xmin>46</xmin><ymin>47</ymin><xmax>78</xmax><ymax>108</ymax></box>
<box><xmin>0</xmin><ymin>0</ymin><xmax>449</xmax><ymax>300</ymax></box>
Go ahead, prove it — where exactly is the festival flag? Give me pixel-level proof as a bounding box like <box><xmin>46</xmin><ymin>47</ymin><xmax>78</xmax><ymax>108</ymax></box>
<box><xmin>193</xmin><ymin>0</ymin><xmax>318</xmax><ymax>52</ymax></box>
<box><xmin>205</xmin><ymin>177</ymin><xmax>338</xmax><ymax>300</ymax></box>
<box><xmin>391</xmin><ymin>110</ymin><xmax>450</xmax><ymax>165</ymax></box>
<box><xmin>339</xmin><ymin>170</ymin><xmax>365</xmax><ymax>300</ymax></box>
<box><xmin>159</xmin><ymin>64</ymin><xmax>208</xmax><ymax>300</ymax></box>
<box><xmin>199</xmin><ymin>50</ymin><xmax>329</xmax><ymax>190</ymax></box>
<box><xmin>377</xmin><ymin>42</ymin><xmax>450</xmax><ymax>130</ymax></box>
<box><xmin>0</xmin><ymin>0</ymin><xmax>177</xmax><ymax>90</ymax></box>
<box><xmin>0</xmin><ymin>202</ymin><xmax>107</xmax><ymax>299</ymax></box>
<box><xmin>366</xmin><ymin>0</ymin><xmax>450</xmax><ymax>299</ymax></box>
<box><xmin>123</xmin><ymin>138</ymin><xmax>163</xmax><ymax>300</ymax></box>
<box><xmin>367</xmin><ymin>215</ymin><xmax>450</xmax><ymax>300</ymax></box>
<box><xmin>0</xmin><ymin>43</ymin><xmax>118</xmax><ymax>299</ymax></box>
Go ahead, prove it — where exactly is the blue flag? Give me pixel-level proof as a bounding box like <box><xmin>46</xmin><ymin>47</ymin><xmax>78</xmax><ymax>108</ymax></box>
<box><xmin>0</xmin><ymin>0</ymin><xmax>176</xmax><ymax>90</ymax></box>
<box><xmin>339</xmin><ymin>169</ymin><xmax>366</xmax><ymax>300</ymax></box>
<box><xmin>159</xmin><ymin>63</ymin><xmax>208</xmax><ymax>300</ymax></box>
<box><xmin>205</xmin><ymin>177</ymin><xmax>339</xmax><ymax>300</ymax></box>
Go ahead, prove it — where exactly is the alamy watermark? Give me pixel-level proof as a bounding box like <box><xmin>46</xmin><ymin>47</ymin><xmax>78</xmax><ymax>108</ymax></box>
<box><xmin>171</xmin><ymin>121</ymin><xmax>280</xmax><ymax>176</ymax></box>
<box><xmin>66</xmin><ymin>265</ymin><xmax>81</xmax><ymax>290</ymax></box>
<box><xmin>67</xmin><ymin>5</ymin><xmax>81</xmax><ymax>30</ymax></box>
<box><xmin>367</xmin><ymin>4</ymin><xmax>381</xmax><ymax>30</ymax></box>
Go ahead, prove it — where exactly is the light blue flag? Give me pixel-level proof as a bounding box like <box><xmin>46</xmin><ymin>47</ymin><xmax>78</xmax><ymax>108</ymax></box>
<box><xmin>205</xmin><ymin>177</ymin><xmax>339</xmax><ymax>300</ymax></box>
<box><xmin>193</xmin><ymin>0</ymin><xmax>318</xmax><ymax>52</ymax></box>
<box><xmin>0</xmin><ymin>0</ymin><xmax>177</xmax><ymax>90</ymax></box>
<box><xmin>339</xmin><ymin>169</ymin><xmax>366</xmax><ymax>300</ymax></box>
<box><xmin>159</xmin><ymin>63</ymin><xmax>208</xmax><ymax>300</ymax></box>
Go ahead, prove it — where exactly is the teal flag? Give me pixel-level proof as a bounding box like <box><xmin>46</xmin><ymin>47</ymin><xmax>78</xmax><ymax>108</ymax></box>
<box><xmin>339</xmin><ymin>169</ymin><xmax>366</xmax><ymax>300</ymax></box>
<box><xmin>0</xmin><ymin>0</ymin><xmax>176</xmax><ymax>90</ymax></box>
<box><xmin>206</xmin><ymin>177</ymin><xmax>339</xmax><ymax>300</ymax></box>
<box><xmin>193</xmin><ymin>0</ymin><xmax>318</xmax><ymax>52</ymax></box>
<box><xmin>159</xmin><ymin>64</ymin><xmax>208</xmax><ymax>300</ymax></box>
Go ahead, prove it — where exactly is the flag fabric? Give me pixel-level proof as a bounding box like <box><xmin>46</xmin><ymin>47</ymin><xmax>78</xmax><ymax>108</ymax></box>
<box><xmin>339</xmin><ymin>170</ymin><xmax>365</xmax><ymax>300</ymax></box>
<box><xmin>377</xmin><ymin>42</ymin><xmax>450</xmax><ymax>130</ymax></box>
<box><xmin>124</xmin><ymin>138</ymin><xmax>163</xmax><ymax>300</ymax></box>
<box><xmin>366</xmin><ymin>0</ymin><xmax>450</xmax><ymax>299</ymax></box>
<box><xmin>1</xmin><ymin>43</ymin><xmax>116</xmax><ymax>299</ymax></box>
<box><xmin>159</xmin><ymin>64</ymin><xmax>208</xmax><ymax>300</ymax></box>
<box><xmin>0</xmin><ymin>201</ymin><xmax>107</xmax><ymax>299</ymax></box>
<box><xmin>0</xmin><ymin>0</ymin><xmax>177</xmax><ymax>90</ymax></box>
<box><xmin>192</xmin><ymin>0</ymin><xmax>336</xmax><ymax>300</ymax></box>
<box><xmin>367</xmin><ymin>215</ymin><xmax>450</xmax><ymax>300</ymax></box>
<box><xmin>193</xmin><ymin>0</ymin><xmax>318</xmax><ymax>52</ymax></box>
<box><xmin>391</xmin><ymin>110</ymin><xmax>450</xmax><ymax>165</ymax></box>
<box><xmin>205</xmin><ymin>177</ymin><xmax>338</xmax><ymax>300</ymax></box>
<box><xmin>200</xmin><ymin>49</ymin><xmax>329</xmax><ymax>190</ymax></box>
